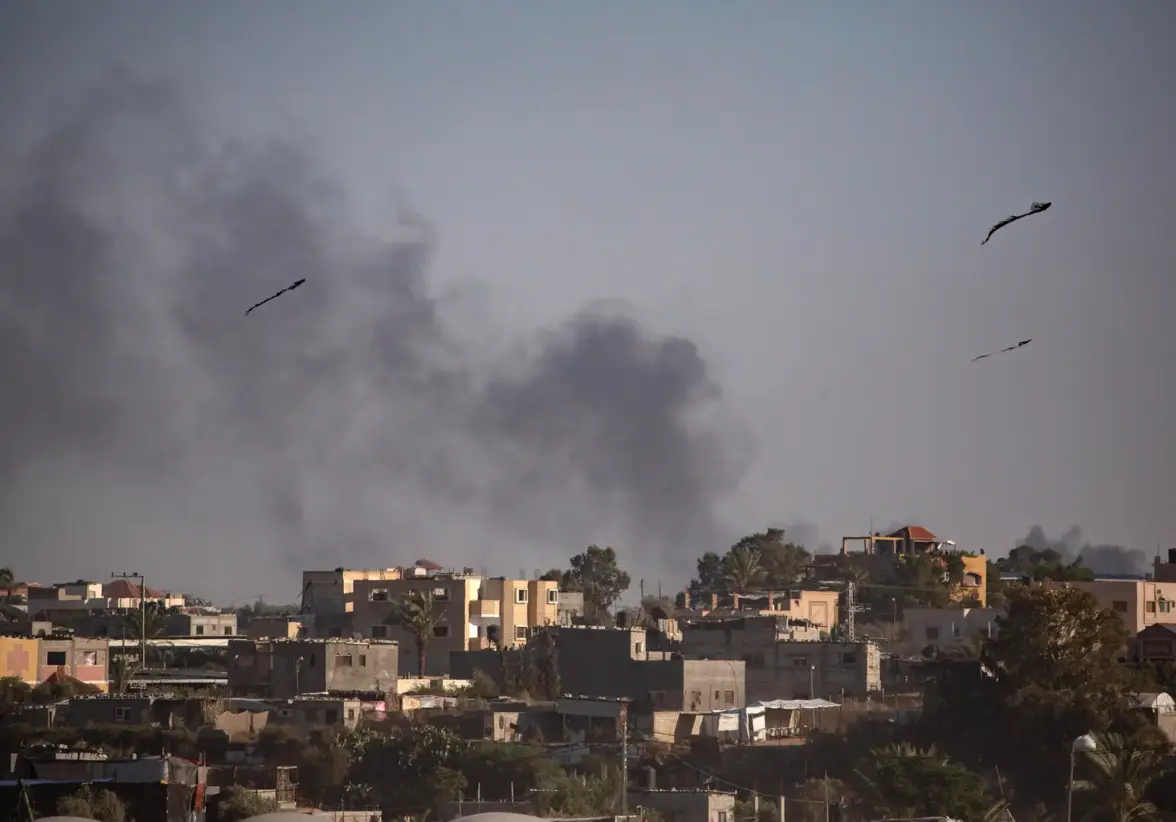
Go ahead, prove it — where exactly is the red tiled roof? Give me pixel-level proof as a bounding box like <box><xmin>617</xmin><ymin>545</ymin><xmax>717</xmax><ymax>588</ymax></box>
<box><xmin>103</xmin><ymin>579</ymin><xmax>164</xmax><ymax>599</ymax></box>
<box><xmin>887</xmin><ymin>525</ymin><xmax>939</xmax><ymax>542</ymax></box>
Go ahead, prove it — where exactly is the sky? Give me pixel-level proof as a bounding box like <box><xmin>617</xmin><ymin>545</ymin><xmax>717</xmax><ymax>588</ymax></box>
<box><xmin>1</xmin><ymin>1</ymin><xmax>1174</xmax><ymax>604</ymax></box>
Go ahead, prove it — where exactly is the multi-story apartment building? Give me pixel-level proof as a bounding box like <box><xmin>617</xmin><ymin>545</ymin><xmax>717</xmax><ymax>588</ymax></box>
<box><xmin>1067</xmin><ymin>576</ymin><xmax>1176</xmax><ymax>638</ymax></box>
<box><xmin>304</xmin><ymin>566</ymin><xmax>559</xmax><ymax>675</ymax></box>
<box><xmin>39</xmin><ymin>637</ymin><xmax>110</xmax><ymax>692</ymax></box>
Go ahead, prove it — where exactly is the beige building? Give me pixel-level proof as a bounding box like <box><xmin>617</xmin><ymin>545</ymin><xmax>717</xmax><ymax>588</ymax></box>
<box><xmin>301</xmin><ymin>567</ymin><xmax>404</xmax><ymax>617</ymax></box>
<box><xmin>345</xmin><ymin>573</ymin><xmax>559</xmax><ymax>675</ymax></box>
<box><xmin>1067</xmin><ymin>577</ymin><xmax>1176</xmax><ymax>637</ymax></box>
<box><xmin>682</xmin><ymin>589</ymin><xmax>840</xmax><ymax>632</ymax></box>
<box><xmin>900</xmin><ymin>607</ymin><xmax>999</xmax><ymax>654</ymax></box>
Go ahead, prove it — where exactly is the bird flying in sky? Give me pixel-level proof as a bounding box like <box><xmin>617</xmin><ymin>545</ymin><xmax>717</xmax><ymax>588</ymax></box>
<box><xmin>245</xmin><ymin>279</ymin><xmax>306</xmax><ymax>316</ymax></box>
<box><xmin>981</xmin><ymin>201</ymin><xmax>1052</xmax><ymax>245</ymax></box>
<box><xmin>972</xmin><ymin>339</ymin><xmax>1033</xmax><ymax>362</ymax></box>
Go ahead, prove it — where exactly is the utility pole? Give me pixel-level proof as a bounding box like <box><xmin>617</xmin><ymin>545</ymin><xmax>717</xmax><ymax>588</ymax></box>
<box><xmin>112</xmin><ymin>572</ymin><xmax>147</xmax><ymax>668</ymax></box>
<box><xmin>843</xmin><ymin>582</ymin><xmax>867</xmax><ymax>642</ymax></box>
<box><xmin>621</xmin><ymin>704</ymin><xmax>629</xmax><ymax>819</ymax></box>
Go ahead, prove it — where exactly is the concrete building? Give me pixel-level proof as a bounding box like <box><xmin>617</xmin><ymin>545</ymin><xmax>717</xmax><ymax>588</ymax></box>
<box><xmin>301</xmin><ymin>567</ymin><xmax>403</xmax><ymax>618</ymax></box>
<box><xmin>838</xmin><ymin>525</ymin><xmax>989</xmax><ymax>607</ymax></box>
<box><xmin>269</xmin><ymin>695</ymin><xmax>365</xmax><ymax>731</ymax></box>
<box><xmin>680</xmin><ymin>589</ymin><xmax>841</xmax><ymax>632</ymax></box>
<box><xmin>39</xmin><ymin>637</ymin><xmax>109</xmax><ymax>692</ymax></box>
<box><xmin>166</xmin><ymin>612</ymin><xmax>238</xmax><ymax>637</ymax></box>
<box><xmin>681</xmin><ymin>616</ymin><xmax>878</xmax><ymax>700</ymax></box>
<box><xmin>227</xmin><ymin>638</ymin><xmax>399</xmax><ymax>699</ymax></box>
<box><xmin>557</xmin><ymin>591</ymin><xmax>585</xmax><ymax>626</ymax></box>
<box><xmin>345</xmin><ymin>573</ymin><xmax>559</xmax><ymax>674</ymax></box>
<box><xmin>452</xmin><ymin>626</ymin><xmax>745</xmax><ymax>713</ymax></box>
<box><xmin>900</xmin><ymin>607</ymin><xmax>999</xmax><ymax>654</ymax></box>
<box><xmin>629</xmin><ymin>789</ymin><xmax>737</xmax><ymax>822</ymax></box>
<box><xmin>246</xmin><ymin>616</ymin><xmax>306</xmax><ymax>640</ymax></box>
<box><xmin>1066</xmin><ymin>578</ymin><xmax>1176</xmax><ymax>637</ymax></box>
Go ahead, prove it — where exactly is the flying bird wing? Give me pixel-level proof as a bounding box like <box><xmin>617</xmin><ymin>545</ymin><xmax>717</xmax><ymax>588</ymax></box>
<box><xmin>981</xmin><ymin>201</ymin><xmax>1052</xmax><ymax>245</ymax></box>
<box><xmin>973</xmin><ymin>338</ymin><xmax>1033</xmax><ymax>362</ymax></box>
<box><xmin>245</xmin><ymin>279</ymin><xmax>307</xmax><ymax>316</ymax></box>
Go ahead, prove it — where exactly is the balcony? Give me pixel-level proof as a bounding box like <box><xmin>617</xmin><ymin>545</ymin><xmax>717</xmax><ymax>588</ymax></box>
<box><xmin>469</xmin><ymin>600</ymin><xmax>500</xmax><ymax>623</ymax></box>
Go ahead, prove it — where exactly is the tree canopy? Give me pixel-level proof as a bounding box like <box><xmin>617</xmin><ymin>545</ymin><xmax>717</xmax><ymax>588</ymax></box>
<box><xmin>565</xmin><ymin>545</ymin><xmax>631</xmax><ymax>620</ymax></box>
<box><xmin>689</xmin><ymin>528</ymin><xmax>812</xmax><ymax>596</ymax></box>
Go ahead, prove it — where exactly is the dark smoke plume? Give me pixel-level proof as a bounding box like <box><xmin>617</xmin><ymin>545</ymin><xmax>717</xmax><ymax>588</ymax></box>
<box><xmin>0</xmin><ymin>75</ymin><xmax>751</xmax><ymax>600</ymax></box>
<box><xmin>1018</xmin><ymin>525</ymin><xmax>1149</xmax><ymax>576</ymax></box>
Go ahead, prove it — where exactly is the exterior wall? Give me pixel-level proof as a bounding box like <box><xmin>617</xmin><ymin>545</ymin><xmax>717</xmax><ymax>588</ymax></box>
<box><xmin>39</xmin><ymin>637</ymin><xmax>109</xmax><ymax>692</ymax></box>
<box><xmin>269</xmin><ymin>697</ymin><xmax>362</xmax><ymax>731</ymax></box>
<box><xmin>479</xmin><ymin>578</ymin><xmax>559</xmax><ymax>647</ymax></box>
<box><xmin>681</xmin><ymin>619</ymin><xmax>877</xmax><ymax>701</ymax></box>
<box><xmin>0</xmin><ymin>637</ymin><xmax>39</xmax><ymax>684</ymax></box>
<box><xmin>630</xmin><ymin>790</ymin><xmax>736</xmax><ymax>822</ymax></box>
<box><xmin>1069</xmin><ymin>579</ymin><xmax>1176</xmax><ymax>637</ymax></box>
<box><xmin>684</xmin><ymin>590</ymin><xmax>840</xmax><ymax>631</ymax></box>
<box><xmin>956</xmin><ymin>555</ymin><xmax>988</xmax><ymax>606</ymax></box>
<box><xmin>302</xmin><ymin>568</ymin><xmax>403</xmax><ymax>617</ymax></box>
<box><xmin>246</xmin><ymin>616</ymin><xmax>304</xmax><ymax>640</ymax></box>
<box><xmin>352</xmin><ymin>576</ymin><xmax>479</xmax><ymax>675</ymax></box>
<box><xmin>166</xmin><ymin>613</ymin><xmax>238</xmax><ymax>637</ymax></box>
<box><xmin>901</xmin><ymin>607</ymin><xmax>998</xmax><ymax>653</ymax></box>
<box><xmin>227</xmin><ymin>638</ymin><xmax>399</xmax><ymax>698</ymax></box>
<box><xmin>558</xmin><ymin>592</ymin><xmax>585</xmax><ymax>626</ymax></box>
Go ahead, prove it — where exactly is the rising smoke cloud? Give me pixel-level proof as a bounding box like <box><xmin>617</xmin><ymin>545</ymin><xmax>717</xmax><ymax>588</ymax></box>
<box><xmin>1018</xmin><ymin>525</ymin><xmax>1149</xmax><ymax>576</ymax></box>
<box><xmin>0</xmin><ymin>75</ymin><xmax>752</xmax><ymax>601</ymax></box>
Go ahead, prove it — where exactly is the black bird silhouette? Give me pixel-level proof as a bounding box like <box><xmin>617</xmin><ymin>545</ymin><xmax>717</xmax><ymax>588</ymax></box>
<box><xmin>981</xmin><ymin>201</ymin><xmax>1052</xmax><ymax>245</ymax></box>
<box><xmin>972</xmin><ymin>339</ymin><xmax>1033</xmax><ymax>362</ymax></box>
<box><xmin>245</xmin><ymin>279</ymin><xmax>306</xmax><ymax>316</ymax></box>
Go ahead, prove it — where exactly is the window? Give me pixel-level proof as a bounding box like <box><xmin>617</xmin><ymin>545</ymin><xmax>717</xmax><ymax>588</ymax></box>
<box><xmin>635</xmin><ymin>642</ymin><xmax>644</xmax><ymax>655</ymax></box>
<box><xmin>308</xmin><ymin>654</ymin><xmax>317</xmax><ymax>667</ymax></box>
<box><xmin>690</xmin><ymin>690</ymin><xmax>702</xmax><ymax>708</ymax></box>
<box><xmin>515</xmin><ymin>588</ymin><xmax>529</xmax><ymax>604</ymax></box>
<box><xmin>371</xmin><ymin>625</ymin><xmax>388</xmax><ymax>638</ymax></box>
<box><xmin>717</xmin><ymin>812</ymin><xmax>729</xmax><ymax>822</ymax></box>
<box><xmin>325</xmin><ymin>710</ymin><xmax>339</xmax><ymax>725</ymax></box>
<box><xmin>743</xmin><ymin>652</ymin><xmax>765</xmax><ymax>669</ymax></box>
<box><xmin>1146</xmin><ymin>601</ymin><xmax>1157</xmax><ymax>613</ymax></box>
<box><xmin>723</xmin><ymin>690</ymin><xmax>735</xmax><ymax>707</ymax></box>
<box><xmin>336</xmin><ymin>654</ymin><xmax>354</xmax><ymax>668</ymax></box>
<box><xmin>114</xmin><ymin>707</ymin><xmax>133</xmax><ymax>722</ymax></box>
<box><xmin>953</xmin><ymin>624</ymin><xmax>961</xmax><ymax>638</ymax></box>
<box><xmin>547</xmin><ymin>589</ymin><xmax>559</xmax><ymax>605</ymax></box>
<box><xmin>925</xmin><ymin>626</ymin><xmax>940</xmax><ymax>640</ymax></box>
<box><xmin>196</xmin><ymin>625</ymin><xmax>205</xmax><ymax>636</ymax></box>
<box><xmin>224</xmin><ymin>626</ymin><xmax>232</xmax><ymax>635</ymax></box>
<box><xmin>649</xmin><ymin>690</ymin><xmax>667</xmax><ymax>708</ymax></box>
<box><xmin>347</xmin><ymin>709</ymin><xmax>356</xmax><ymax>721</ymax></box>
<box><xmin>714</xmin><ymin>690</ymin><xmax>720</xmax><ymax>700</ymax></box>
<box><xmin>841</xmin><ymin>652</ymin><xmax>857</xmax><ymax>665</ymax></box>
<box><xmin>433</xmin><ymin>587</ymin><xmax>449</xmax><ymax>601</ymax></box>
<box><xmin>359</xmin><ymin>654</ymin><xmax>367</xmax><ymax>667</ymax></box>
<box><xmin>514</xmin><ymin>626</ymin><xmax>528</xmax><ymax>640</ymax></box>
<box><xmin>791</xmin><ymin>656</ymin><xmax>809</xmax><ymax>667</ymax></box>
<box><xmin>370</xmin><ymin>589</ymin><xmax>390</xmax><ymax>602</ymax></box>
<box><xmin>47</xmin><ymin>651</ymin><xmax>67</xmax><ymax>666</ymax></box>
<box><xmin>433</xmin><ymin>625</ymin><xmax>449</xmax><ymax>638</ymax></box>
<box><xmin>80</xmin><ymin>651</ymin><xmax>99</xmax><ymax>666</ymax></box>
<box><xmin>1113</xmin><ymin>600</ymin><xmax>1128</xmax><ymax>613</ymax></box>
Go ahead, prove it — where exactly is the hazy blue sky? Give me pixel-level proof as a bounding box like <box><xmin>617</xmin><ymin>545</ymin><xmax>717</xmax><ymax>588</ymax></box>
<box><xmin>2</xmin><ymin>2</ymin><xmax>1174</xmax><ymax>603</ymax></box>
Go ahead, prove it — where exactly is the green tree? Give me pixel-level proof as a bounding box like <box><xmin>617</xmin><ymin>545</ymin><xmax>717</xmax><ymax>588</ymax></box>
<box><xmin>925</xmin><ymin>583</ymin><xmax>1137</xmax><ymax>812</ymax></box>
<box><xmin>0</xmin><ymin>676</ymin><xmax>32</xmax><ymax>715</ymax></box>
<box><xmin>854</xmin><ymin>743</ymin><xmax>994</xmax><ymax>822</ymax></box>
<box><xmin>216</xmin><ymin>786</ymin><xmax>280</xmax><ymax>822</ymax></box>
<box><xmin>689</xmin><ymin>551</ymin><xmax>726</xmax><ymax>598</ymax></box>
<box><xmin>723</xmin><ymin>545</ymin><xmax>766</xmax><ymax>592</ymax></box>
<box><xmin>733</xmin><ymin>528</ymin><xmax>812</xmax><ymax>588</ymax></box>
<box><xmin>349</xmin><ymin>725</ymin><xmax>468</xmax><ymax>813</ymax></box>
<box><xmin>1074</xmin><ymin>732</ymin><xmax>1168</xmax><ymax>822</ymax></box>
<box><xmin>56</xmin><ymin>784</ymin><xmax>128</xmax><ymax>822</ymax></box>
<box><xmin>567</xmin><ymin>546</ymin><xmax>631</xmax><ymax>620</ymax></box>
<box><xmin>0</xmin><ymin>567</ymin><xmax>14</xmax><ymax>604</ymax></box>
<box><xmin>998</xmin><ymin>545</ymin><xmax>1094</xmax><ymax>582</ymax></box>
<box><xmin>786</xmin><ymin>777</ymin><xmax>854</xmax><ymax>822</ymax></box>
<box><xmin>389</xmin><ymin>589</ymin><xmax>448</xmax><ymax>675</ymax></box>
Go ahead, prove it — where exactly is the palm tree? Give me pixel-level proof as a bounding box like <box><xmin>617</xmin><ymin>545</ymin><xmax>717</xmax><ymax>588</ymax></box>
<box><xmin>724</xmin><ymin>547</ymin><xmax>766</xmax><ymax>593</ymax></box>
<box><xmin>109</xmin><ymin>656</ymin><xmax>140</xmax><ymax>695</ymax></box>
<box><xmin>1074</xmin><ymin>731</ymin><xmax>1168</xmax><ymax>822</ymax></box>
<box><xmin>389</xmin><ymin>589</ymin><xmax>447</xmax><ymax>675</ymax></box>
<box><xmin>124</xmin><ymin>607</ymin><xmax>168</xmax><ymax>667</ymax></box>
